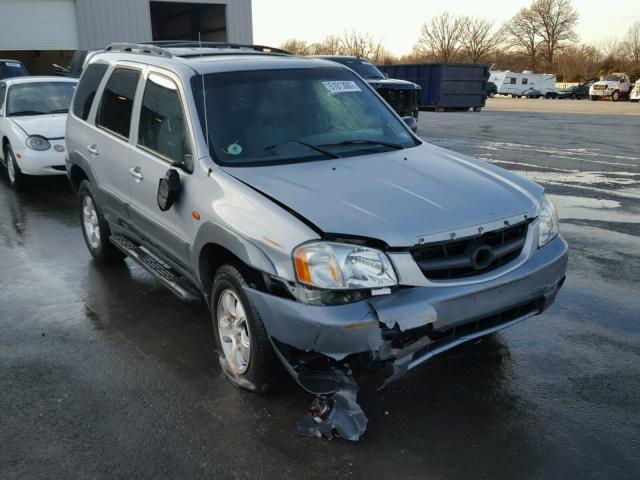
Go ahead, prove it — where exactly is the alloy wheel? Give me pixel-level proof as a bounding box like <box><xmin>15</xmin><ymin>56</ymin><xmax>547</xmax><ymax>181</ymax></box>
<box><xmin>217</xmin><ymin>289</ymin><xmax>251</xmax><ymax>374</ymax></box>
<box><xmin>82</xmin><ymin>195</ymin><xmax>101</xmax><ymax>250</ymax></box>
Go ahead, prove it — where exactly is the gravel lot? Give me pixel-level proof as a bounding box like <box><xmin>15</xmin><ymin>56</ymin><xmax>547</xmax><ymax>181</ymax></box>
<box><xmin>1</xmin><ymin>105</ymin><xmax>639</xmax><ymax>479</ymax></box>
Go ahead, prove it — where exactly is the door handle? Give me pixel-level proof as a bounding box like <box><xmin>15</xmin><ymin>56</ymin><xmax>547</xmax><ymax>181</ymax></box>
<box><xmin>86</xmin><ymin>144</ymin><xmax>99</xmax><ymax>155</ymax></box>
<box><xmin>129</xmin><ymin>167</ymin><xmax>144</xmax><ymax>181</ymax></box>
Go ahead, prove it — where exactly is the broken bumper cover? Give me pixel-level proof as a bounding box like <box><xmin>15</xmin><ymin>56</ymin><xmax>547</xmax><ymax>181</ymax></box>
<box><xmin>245</xmin><ymin>235</ymin><xmax>568</xmax><ymax>372</ymax></box>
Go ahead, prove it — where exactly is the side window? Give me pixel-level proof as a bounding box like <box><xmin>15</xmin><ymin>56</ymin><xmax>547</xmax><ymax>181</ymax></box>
<box><xmin>138</xmin><ymin>74</ymin><xmax>191</xmax><ymax>163</ymax></box>
<box><xmin>0</xmin><ymin>84</ymin><xmax>6</xmax><ymax>113</ymax></box>
<box><xmin>72</xmin><ymin>63</ymin><xmax>108</xmax><ymax>120</ymax></box>
<box><xmin>96</xmin><ymin>67</ymin><xmax>140</xmax><ymax>139</ymax></box>
<box><xmin>509</xmin><ymin>78</ymin><xmax>517</xmax><ymax>85</ymax></box>
<box><xmin>522</xmin><ymin>78</ymin><xmax>528</xmax><ymax>85</ymax></box>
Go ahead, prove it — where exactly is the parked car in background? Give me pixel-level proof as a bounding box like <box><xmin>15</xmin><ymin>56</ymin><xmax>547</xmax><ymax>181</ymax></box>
<box><xmin>486</xmin><ymin>81</ymin><xmax>497</xmax><ymax>98</ymax></box>
<box><xmin>630</xmin><ymin>80</ymin><xmax>640</xmax><ymax>102</ymax></box>
<box><xmin>314</xmin><ymin>55</ymin><xmax>420</xmax><ymax>119</ymax></box>
<box><xmin>589</xmin><ymin>73</ymin><xmax>631</xmax><ymax>101</ymax></box>
<box><xmin>522</xmin><ymin>88</ymin><xmax>543</xmax><ymax>99</ymax></box>
<box><xmin>557</xmin><ymin>82</ymin><xmax>593</xmax><ymax>99</ymax></box>
<box><xmin>54</xmin><ymin>49</ymin><xmax>102</xmax><ymax>78</ymax></box>
<box><xmin>66</xmin><ymin>42</ymin><xmax>567</xmax><ymax>440</ymax></box>
<box><xmin>0</xmin><ymin>60</ymin><xmax>29</xmax><ymax>80</ymax></box>
<box><xmin>0</xmin><ymin>76</ymin><xmax>77</xmax><ymax>189</ymax></box>
<box><xmin>490</xmin><ymin>70</ymin><xmax>557</xmax><ymax>98</ymax></box>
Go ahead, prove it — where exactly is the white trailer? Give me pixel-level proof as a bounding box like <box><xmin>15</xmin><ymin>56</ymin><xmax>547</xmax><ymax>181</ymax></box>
<box><xmin>489</xmin><ymin>71</ymin><xmax>557</xmax><ymax>98</ymax></box>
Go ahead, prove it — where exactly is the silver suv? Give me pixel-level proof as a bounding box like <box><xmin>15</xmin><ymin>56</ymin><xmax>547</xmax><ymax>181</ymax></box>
<box><xmin>66</xmin><ymin>42</ymin><xmax>567</xmax><ymax>440</ymax></box>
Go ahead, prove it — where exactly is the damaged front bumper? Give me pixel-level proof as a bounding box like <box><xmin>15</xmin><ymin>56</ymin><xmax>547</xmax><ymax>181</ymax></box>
<box><xmin>246</xmin><ymin>235</ymin><xmax>567</xmax><ymax>440</ymax></box>
<box><xmin>246</xmin><ymin>235</ymin><xmax>567</xmax><ymax>373</ymax></box>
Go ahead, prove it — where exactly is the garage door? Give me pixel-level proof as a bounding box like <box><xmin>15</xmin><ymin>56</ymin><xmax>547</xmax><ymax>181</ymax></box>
<box><xmin>0</xmin><ymin>0</ymin><xmax>79</xmax><ymax>50</ymax></box>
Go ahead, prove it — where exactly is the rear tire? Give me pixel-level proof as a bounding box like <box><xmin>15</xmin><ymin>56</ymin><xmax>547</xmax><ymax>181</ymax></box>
<box><xmin>211</xmin><ymin>264</ymin><xmax>280</xmax><ymax>395</ymax></box>
<box><xmin>77</xmin><ymin>180</ymin><xmax>125</xmax><ymax>264</ymax></box>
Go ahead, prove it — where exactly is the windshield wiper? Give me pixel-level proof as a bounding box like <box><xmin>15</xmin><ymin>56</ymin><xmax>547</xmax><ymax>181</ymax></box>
<box><xmin>49</xmin><ymin>108</ymin><xmax>69</xmax><ymax>114</ymax></box>
<box><xmin>330</xmin><ymin>139</ymin><xmax>405</xmax><ymax>150</ymax></box>
<box><xmin>265</xmin><ymin>139</ymin><xmax>341</xmax><ymax>159</ymax></box>
<box><xmin>9</xmin><ymin>110</ymin><xmax>47</xmax><ymax>116</ymax></box>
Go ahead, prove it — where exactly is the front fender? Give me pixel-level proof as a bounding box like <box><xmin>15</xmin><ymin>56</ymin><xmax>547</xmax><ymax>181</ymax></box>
<box><xmin>191</xmin><ymin>221</ymin><xmax>278</xmax><ymax>290</ymax></box>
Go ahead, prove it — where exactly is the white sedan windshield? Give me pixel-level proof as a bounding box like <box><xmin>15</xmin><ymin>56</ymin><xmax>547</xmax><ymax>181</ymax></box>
<box><xmin>7</xmin><ymin>82</ymin><xmax>76</xmax><ymax>116</ymax></box>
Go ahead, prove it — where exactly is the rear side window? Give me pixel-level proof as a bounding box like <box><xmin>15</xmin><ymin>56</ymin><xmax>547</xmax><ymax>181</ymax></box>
<box><xmin>509</xmin><ymin>78</ymin><xmax>517</xmax><ymax>84</ymax></box>
<box><xmin>72</xmin><ymin>63</ymin><xmax>108</xmax><ymax>120</ymax></box>
<box><xmin>522</xmin><ymin>78</ymin><xmax>528</xmax><ymax>85</ymax></box>
<box><xmin>0</xmin><ymin>84</ymin><xmax>6</xmax><ymax>110</ymax></box>
<box><xmin>138</xmin><ymin>74</ymin><xmax>191</xmax><ymax>163</ymax></box>
<box><xmin>96</xmin><ymin>67</ymin><xmax>140</xmax><ymax>139</ymax></box>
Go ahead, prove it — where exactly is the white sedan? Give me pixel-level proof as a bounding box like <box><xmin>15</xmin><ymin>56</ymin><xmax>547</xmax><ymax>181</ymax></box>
<box><xmin>0</xmin><ymin>76</ymin><xmax>77</xmax><ymax>189</ymax></box>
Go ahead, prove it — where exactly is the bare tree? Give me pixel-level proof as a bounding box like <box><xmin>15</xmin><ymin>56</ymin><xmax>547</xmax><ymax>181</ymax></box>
<box><xmin>310</xmin><ymin>35</ymin><xmax>342</xmax><ymax>55</ymax></box>
<box><xmin>340</xmin><ymin>30</ymin><xmax>377</xmax><ymax>58</ymax></box>
<box><xmin>414</xmin><ymin>13</ymin><xmax>464</xmax><ymax>62</ymax></box>
<box><xmin>506</xmin><ymin>7</ymin><xmax>541</xmax><ymax>71</ymax></box>
<box><xmin>280</xmin><ymin>38</ymin><xmax>311</xmax><ymax>55</ymax></box>
<box><xmin>530</xmin><ymin>0</ymin><xmax>579</xmax><ymax>68</ymax></box>
<box><xmin>623</xmin><ymin>21</ymin><xmax>640</xmax><ymax>65</ymax></box>
<box><xmin>460</xmin><ymin>17</ymin><xmax>504</xmax><ymax>63</ymax></box>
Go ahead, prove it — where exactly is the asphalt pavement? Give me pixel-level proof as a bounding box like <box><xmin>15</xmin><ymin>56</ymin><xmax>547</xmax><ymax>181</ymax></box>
<box><xmin>1</xmin><ymin>107</ymin><xmax>639</xmax><ymax>479</ymax></box>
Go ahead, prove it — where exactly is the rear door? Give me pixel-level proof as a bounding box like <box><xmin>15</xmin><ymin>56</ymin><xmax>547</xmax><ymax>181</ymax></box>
<box><xmin>127</xmin><ymin>70</ymin><xmax>198</xmax><ymax>269</ymax></box>
<box><xmin>90</xmin><ymin>65</ymin><xmax>143</xmax><ymax>223</ymax></box>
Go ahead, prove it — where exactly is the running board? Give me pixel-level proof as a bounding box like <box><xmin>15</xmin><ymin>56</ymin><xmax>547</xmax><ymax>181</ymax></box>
<box><xmin>110</xmin><ymin>234</ymin><xmax>201</xmax><ymax>302</ymax></box>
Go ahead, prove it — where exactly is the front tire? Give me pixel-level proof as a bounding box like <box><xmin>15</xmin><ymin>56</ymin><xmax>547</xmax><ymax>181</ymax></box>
<box><xmin>212</xmin><ymin>264</ymin><xmax>280</xmax><ymax>395</ymax></box>
<box><xmin>3</xmin><ymin>145</ymin><xmax>25</xmax><ymax>190</ymax></box>
<box><xmin>77</xmin><ymin>180</ymin><xmax>125</xmax><ymax>264</ymax></box>
<box><xmin>611</xmin><ymin>90</ymin><xmax>620</xmax><ymax>102</ymax></box>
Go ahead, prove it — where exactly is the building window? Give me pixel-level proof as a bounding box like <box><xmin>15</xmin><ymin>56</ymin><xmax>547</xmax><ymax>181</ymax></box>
<box><xmin>97</xmin><ymin>67</ymin><xmax>140</xmax><ymax>139</ymax></box>
<box><xmin>138</xmin><ymin>74</ymin><xmax>191</xmax><ymax>163</ymax></box>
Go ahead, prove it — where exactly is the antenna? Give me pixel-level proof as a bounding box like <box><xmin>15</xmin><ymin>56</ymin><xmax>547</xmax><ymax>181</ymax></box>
<box><xmin>198</xmin><ymin>32</ymin><xmax>210</xmax><ymax>153</ymax></box>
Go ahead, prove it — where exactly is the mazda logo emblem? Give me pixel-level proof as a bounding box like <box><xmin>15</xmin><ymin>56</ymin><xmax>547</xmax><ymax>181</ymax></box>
<box><xmin>470</xmin><ymin>244</ymin><xmax>493</xmax><ymax>270</ymax></box>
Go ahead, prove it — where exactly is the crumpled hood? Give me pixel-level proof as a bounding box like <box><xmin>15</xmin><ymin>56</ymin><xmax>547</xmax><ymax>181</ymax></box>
<box><xmin>223</xmin><ymin>143</ymin><xmax>543</xmax><ymax>247</ymax></box>
<box><xmin>368</xmin><ymin>78</ymin><xmax>420</xmax><ymax>90</ymax></box>
<box><xmin>10</xmin><ymin>114</ymin><xmax>67</xmax><ymax>138</ymax></box>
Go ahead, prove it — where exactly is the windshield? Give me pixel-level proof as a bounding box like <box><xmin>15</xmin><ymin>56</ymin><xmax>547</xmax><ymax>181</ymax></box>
<box><xmin>603</xmin><ymin>75</ymin><xmax>621</xmax><ymax>81</ymax></box>
<box><xmin>192</xmin><ymin>68</ymin><xmax>417</xmax><ymax>166</ymax></box>
<box><xmin>7</xmin><ymin>82</ymin><xmax>76</xmax><ymax>116</ymax></box>
<box><xmin>326</xmin><ymin>58</ymin><xmax>385</xmax><ymax>79</ymax></box>
<box><xmin>0</xmin><ymin>61</ymin><xmax>28</xmax><ymax>80</ymax></box>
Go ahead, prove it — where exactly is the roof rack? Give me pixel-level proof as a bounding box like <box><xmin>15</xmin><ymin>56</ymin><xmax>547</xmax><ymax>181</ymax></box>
<box><xmin>105</xmin><ymin>41</ymin><xmax>290</xmax><ymax>58</ymax></box>
<box><xmin>105</xmin><ymin>43</ymin><xmax>172</xmax><ymax>57</ymax></box>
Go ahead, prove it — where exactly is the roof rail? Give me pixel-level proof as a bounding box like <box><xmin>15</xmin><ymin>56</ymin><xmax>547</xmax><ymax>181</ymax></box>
<box><xmin>142</xmin><ymin>41</ymin><xmax>291</xmax><ymax>56</ymax></box>
<box><xmin>105</xmin><ymin>43</ymin><xmax>172</xmax><ymax>57</ymax></box>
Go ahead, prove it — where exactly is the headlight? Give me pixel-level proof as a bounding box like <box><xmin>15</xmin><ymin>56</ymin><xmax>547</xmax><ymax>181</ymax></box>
<box><xmin>25</xmin><ymin>135</ymin><xmax>51</xmax><ymax>151</ymax></box>
<box><xmin>538</xmin><ymin>194</ymin><xmax>559</xmax><ymax>247</ymax></box>
<box><xmin>293</xmin><ymin>242</ymin><xmax>398</xmax><ymax>290</ymax></box>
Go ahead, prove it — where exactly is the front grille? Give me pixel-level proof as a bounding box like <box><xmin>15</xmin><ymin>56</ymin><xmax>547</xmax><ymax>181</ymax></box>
<box><xmin>376</xmin><ymin>88</ymin><xmax>417</xmax><ymax>117</ymax></box>
<box><xmin>384</xmin><ymin>297</ymin><xmax>542</xmax><ymax>351</ymax></box>
<box><xmin>428</xmin><ymin>298</ymin><xmax>541</xmax><ymax>342</ymax></box>
<box><xmin>593</xmin><ymin>84</ymin><xmax>606</xmax><ymax>91</ymax></box>
<box><xmin>411</xmin><ymin>221</ymin><xmax>529</xmax><ymax>280</ymax></box>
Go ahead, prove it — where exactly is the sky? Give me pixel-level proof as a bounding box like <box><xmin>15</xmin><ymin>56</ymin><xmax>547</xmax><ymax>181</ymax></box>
<box><xmin>252</xmin><ymin>0</ymin><xmax>640</xmax><ymax>56</ymax></box>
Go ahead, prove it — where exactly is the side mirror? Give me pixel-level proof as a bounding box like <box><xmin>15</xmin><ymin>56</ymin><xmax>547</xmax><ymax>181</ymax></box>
<box><xmin>157</xmin><ymin>168</ymin><xmax>181</xmax><ymax>211</ymax></box>
<box><xmin>402</xmin><ymin>116</ymin><xmax>418</xmax><ymax>134</ymax></box>
<box><xmin>171</xmin><ymin>153</ymin><xmax>193</xmax><ymax>173</ymax></box>
<box><xmin>384</xmin><ymin>72</ymin><xmax>389</xmax><ymax>79</ymax></box>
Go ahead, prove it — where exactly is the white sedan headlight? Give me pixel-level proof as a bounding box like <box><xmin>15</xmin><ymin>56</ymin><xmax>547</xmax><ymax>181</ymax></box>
<box><xmin>538</xmin><ymin>194</ymin><xmax>559</xmax><ymax>247</ymax></box>
<box><xmin>293</xmin><ymin>242</ymin><xmax>398</xmax><ymax>290</ymax></box>
<box><xmin>25</xmin><ymin>135</ymin><xmax>51</xmax><ymax>151</ymax></box>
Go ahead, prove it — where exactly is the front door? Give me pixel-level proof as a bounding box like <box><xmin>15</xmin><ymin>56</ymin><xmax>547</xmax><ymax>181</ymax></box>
<box><xmin>127</xmin><ymin>71</ymin><xmax>197</xmax><ymax>269</ymax></box>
